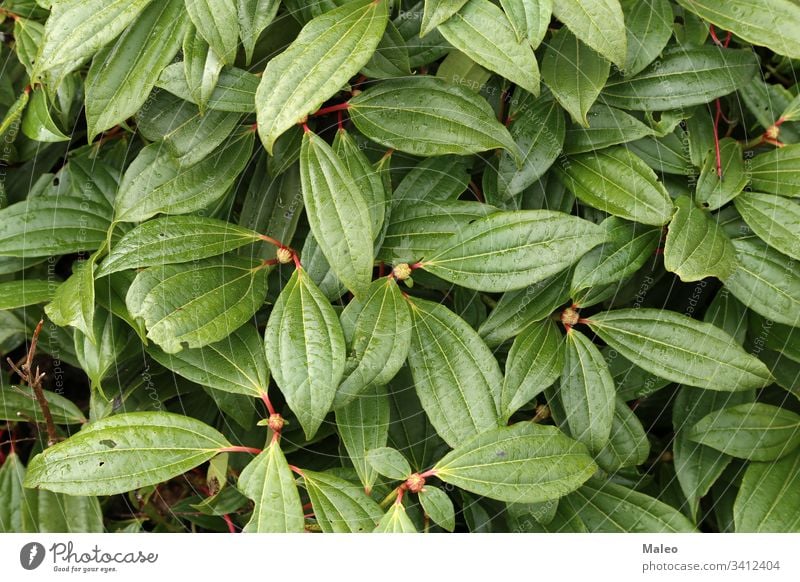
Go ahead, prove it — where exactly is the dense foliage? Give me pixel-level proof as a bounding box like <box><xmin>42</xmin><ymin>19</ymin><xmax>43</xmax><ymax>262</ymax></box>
<box><xmin>1</xmin><ymin>0</ymin><xmax>800</xmax><ymax>533</ymax></box>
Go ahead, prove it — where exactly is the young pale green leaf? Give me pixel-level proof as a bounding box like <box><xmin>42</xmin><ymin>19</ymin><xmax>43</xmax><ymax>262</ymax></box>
<box><xmin>98</xmin><ymin>216</ymin><xmax>262</xmax><ymax>277</ymax></box>
<box><xmin>24</xmin><ymin>412</ymin><xmax>230</xmax><ymax>496</ymax></box>
<box><xmin>365</xmin><ymin>447</ymin><xmax>412</xmax><ymax>481</ymax></box>
<box><xmin>349</xmin><ymin>76</ymin><xmax>520</xmax><ymax>158</ymax></box>
<box><xmin>663</xmin><ymin>195</ymin><xmax>737</xmax><ymax>282</ymax></box>
<box><xmin>502</xmin><ymin>319</ymin><xmax>564</xmax><ymax>420</ymax></box>
<box><xmin>676</xmin><ymin>0</ymin><xmax>800</xmax><ymax>61</ymax></box>
<box><xmin>85</xmin><ymin>0</ymin><xmax>188</xmax><ymax>142</ymax></box>
<box><xmin>238</xmin><ymin>441</ymin><xmax>304</xmax><ymax>533</ymax></box>
<box><xmin>734</xmin><ymin>193</ymin><xmax>800</xmax><ymax>261</ymax></box>
<box><xmin>300</xmin><ymin>131</ymin><xmax>375</xmax><ymax>297</ymax></box>
<box><xmin>557</xmin><ymin>147</ymin><xmax>673</xmax><ymax>226</ymax></box>
<box><xmin>0</xmin><ymin>386</ymin><xmax>86</xmax><ymax>425</ymax></box>
<box><xmin>734</xmin><ymin>449</ymin><xmax>800</xmax><ymax>532</ymax></box>
<box><xmin>114</xmin><ymin>130</ymin><xmax>254</xmax><ymax>223</ymax></box>
<box><xmin>621</xmin><ymin>0</ymin><xmax>673</xmax><ymax>77</ymax></box>
<box><xmin>301</xmin><ymin>469</ymin><xmax>383</xmax><ymax>533</ymax></box>
<box><xmin>33</xmin><ymin>0</ymin><xmax>154</xmax><ymax>78</ymax></box>
<box><xmin>45</xmin><ymin>255</ymin><xmax>97</xmax><ymax>342</ymax></box>
<box><xmin>749</xmin><ymin>144</ymin><xmax>800</xmax><ymax>197</ymax></box>
<box><xmin>0</xmin><ymin>196</ymin><xmax>112</xmax><ymax>258</ymax></box>
<box><xmin>406</xmin><ymin>297</ymin><xmax>503</xmax><ymax>448</ymax></box>
<box><xmin>566</xmin><ymin>478</ymin><xmax>697</xmax><ymax>532</ymax></box>
<box><xmin>0</xmin><ymin>280</ymin><xmax>58</xmax><ymax>310</ymax></box>
<box><xmin>148</xmin><ymin>324</ymin><xmax>269</xmax><ymax>398</ymax></box>
<box><xmin>422</xmin><ymin>210</ymin><xmax>607</xmax><ymax>292</ymax></box>
<box><xmin>563</xmin><ymin>104</ymin><xmax>655</xmax><ymax>155</ymax></box>
<box><xmin>21</xmin><ymin>88</ymin><xmax>69</xmax><ymax>143</ymax></box>
<box><xmin>724</xmin><ymin>237</ymin><xmax>800</xmax><ymax>327</ymax></box>
<box><xmin>265</xmin><ymin>268</ymin><xmax>346</xmax><ymax>440</ymax></box>
<box><xmin>695</xmin><ymin>138</ymin><xmax>748</xmax><ymax>210</ymax></box>
<box><xmin>184</xmin><ymin>0</ymin><xmax>239</xmax><ymax>65</ymax></box>
<box><xmin>335</xmin><ymin>385</ymin><xmax>390</xmax><ymax>493</ymax></box>
<box><xmin>688</xmin><ymin>403</ymin><xmax>800</xmax><ymax>462</ymax></box>
<box><xmin>433</xmin><ymin>422</ymin><xmax>597</xmax><ymax>503</ymax></box>
<box><xmin>256</xmin><ymin>0</ymin><xmax>388</xmax><ymax>153</ymax></box>
<box><xmin>541</xmin><ymin>28</ymin><xmax>609</xmax><ymax>127</ymax></box>
<box><xmin>373</xmin><ymin>502</ymin><xmax>417</xmax><ymax>533</ymax></box>
<box><xmin>500</xmin><ymin>0</ymin><xmax>551</xmax><ymax>47</ymax></box>
<box><xmin>420</xmin><ymin>0</ymin><xmax>469</xmax><ymax>35</ymax></box>
<box><xmin>560</xmin><ymin>328</ymin><xmax>615</xmax><ymax>454</ymax></box>
<box><xmin>602</xmin><ymin>47</ymin><xmax>759</xmax><ymax>110</ymax></box>
<box><xmin>125</xmin><ymin>256</ymin><xmax>268</xmax><ymax>354</ymax></box>
<box><xmin>595</xmin><ymin>397</ymin><xmax>650</xmax><ymax>473</ymax></box>
<box><xmin>551</xmin><ymin>0</ymin><xmax>626</xmax><ymax>68</ymax></box>
<box><xmin>419</xmin><ymin>486</ymin><xmax>455</xmax><ymax>532</ymax></box>
<box><xmin>236</xmin><ymin>0</ymin><xmax>280</xmax><ymax>64</ymax></box>
<box><xmin>586</xmin><ymin>308</ymin><xmax>773</xmax><ymax>391</ymax></box>
<box><xmin>438</xmin><ymin>0</ymin><xmax>540</xmax><ymax>95</ymax></box>
<box><xmin>157</xmin><ymin>63</ymin><xmax>258</xmax><ymax>112</ymax></box>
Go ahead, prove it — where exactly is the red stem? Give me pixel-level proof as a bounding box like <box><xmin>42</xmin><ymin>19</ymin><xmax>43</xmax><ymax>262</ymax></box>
<box><xmin>260</xmin><ymin>393</ymin><xmax>276</xmax><ymax>416</ymax></box>
<box><xmin>222</xmin><ymin>513</ymin><xmax>236</xmax><ymax>533</ymax></box>
<box><xmin>218</xmin><ymin>446</ymin><xmax>262</xmax><ymax>455</ymax></box>
<box><xmin>312</xmin><ymin>102</ymin><xmax>350</xmax><ymax>117</ymax></box>
<box><xmin>289</xmin><ymin>465</ymin><xmax>304</xmax><ymax>476</ymax></box>
<box><xmin>419</xmin><ymin>468</ymin><xmax>438</xmax><ymax>479</ymax></box>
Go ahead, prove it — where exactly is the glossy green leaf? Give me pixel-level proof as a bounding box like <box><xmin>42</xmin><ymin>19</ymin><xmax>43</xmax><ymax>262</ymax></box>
<box><xmin>237</xmin><ymin>0</ymin><xmax>280</xmax><ymax>64</ymax></box>
<box><xmin>12</xmin><ymin>17</ymin><xmax>43</xmax><ymax>79</ymax></box>
<box><xmin>587</xmin><ymin>308</ymin><xmax>773</xmax><ymax>391</ymax></box>
<box><xmin>125</xmin><ymin>256</ymin><xmax>268</xmax><ymax>354</ymax></box>
<box><xmin>422</xmin><ymin>210</ymin><xmax>607</xmax><ymax>292</ymax></box>
<box><xmin>551</xmin><ymin>0</ymin><xmax>626</xmax><ymax>68</ymax></box>
<box><xmin>0</xmin><ymin>386</ymin><xmax>86</xmax><ymax>425</ymax></box>
<box><xmin>25</xmin><ymin>412</ymin><xmax>230</xmax><ymax>495</ymax></box>
<box><xmin>365</xmin><ymin>447</ymin><xmax>412</xmax><ymax>481</ymax></box>
<box><xmin>563</xmin><ymin>104</ymin><xmax>656</xmax><ymax>155</ymax></box>
<box><xmin>621</xmin><ymin>0</ymin><xmax>673</xmax><ymax>77</ymax></box>
<box><xmin>256</xmin><ymin>0</ymin><xmax>388</xmax><ymax>153</ymax></box>
<box><xmin>663</xmin><ymin>195</ymin><xmax>737</xmax><ymax>282</ymax></box>
<box><xmin>349</xmin><ymin>76</ymin><xmax>520</xmax><ymax>158</ymax></box>
<box><xmin>22</xmin><ymin>88</ymin><xmax>69</xmax><ymax>142</ymax></box>
<box><xmin>749</xmin><ymin>144</ymin><xmax>800</xmax><ymax>197</ymax></box>
<box><xmin>264</xmin><ymin>268</ymin><xmax>346</xmax><ymax>439</ymax></box>
<box><xmin>373</xmin><ymin>502</ymin><xmax>417</xmax><ymax>532</ymax></box>
<box><xmin>438</xmin><ymin>0</ymin><xmax>540</xmax><ymax>95</ymax></box>
<box><xmin>0</xmin><ymin>280</ymin><xmax>58</xmax><ymax>310</ymax></box>
<box><xmin>238</xmin><ymin>441</ymin><xmax>305</xmax><ymax>533</ymax></box>
<box><xmin>45</xmin><ymin>255</ymin><xmax>97</xmax><ymax>342</ymax></box>
<box><xmin>595</xmin><ymin>397</ymin><xmax>650</xmax><ymax>472</ymax></box>
<box><xmin>157</xmin><ymin>62</ymin><xmax>258</xmax><ymax>112</ymax></box>
<box><xmin>406</xmin><ymin>296</ymin><xmax>502</xmax><ymax>448</ymax></box>
<box><xmin>500</xmin><ymin>0</ymin><xmax>551</xmax><ymax>47</ymax></box>
<box><xmin>735</xmin><ymin>193</ymin><xmax>800</xmax><ymax>261</ymax></box>
<box><xmin>419</xmin><ymin>486</ymin><xmax>455</xmax><ymax>531</ymax></box>
<box><xmin>361</xmin><ymin>19</ymin><xmax>412</xmax><ymax>79</ymax></box>
<box><xmin>333</xmin><ymin>128</ymin><xmax>387</xmax><ymax>236</ymax></box>
<box><xmin>184</xmin><ymin>0</ymin><xmax>239</xmax><ymax>65</ymax></box>
<box><xmin>541</xmin><ymin>28</ymin><xmax>609</xmax><ymax>127</ymax></box>
<box><xmin>558</xmin><ymin>147</ymin><xmax>673</xmax><ymax>225</ymax></box>
<box><xmin>734</xmin><ymin>449</ymin><xmax>800</xmax><ymax>532</ymax></box>
<box><xmin>420</xmin><ymin>0</ymin><xmax>469</xmax><ymax>35</ymax></box>
<box><xmin>181</xmin><ymin>24</ymin><xmax>223</xmax><ymax>115</ymax></box>
<box><xmin>0</xmin><ymin>452</ymin><xmax>27</xmax><ymax>532</ymax></box>
<box><xmin>301</xmin><ymin>469</ymin><xmax>383</xmax><ymax>533</ymax></box>
<box><xmin>695</xmin><ymin>138</ymin><xmax>748</xmax><ymax>210</ymax></box>
<box><xmin>433</xmin><ymin>422</ymin><xmax>597</xmax><ymax>503</ymax></box>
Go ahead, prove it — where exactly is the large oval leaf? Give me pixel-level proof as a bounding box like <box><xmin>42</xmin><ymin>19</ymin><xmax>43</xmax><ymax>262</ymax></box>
<box><xmin>184</xmin><ymin>0</ymin><xmax>239</xmax><ymax>64</ymax></box>
<box><xmin>734</xmin><ymin>449</ymin><xmax>800</xmax><ymax>532</ymax></box>
<box><xmin>734</xmin><ymin>192</ymin><xmax>800</xmax><ymax>261</ymax></box>
<box><xmin>301</xmin><ymin>469</ymin><xmax>383</xmax><ymax>533</ymax></box>
<box><xmin>551</xmin><ymin>0</ymin><xmax>626</xmax><ymax>68</ymax></box>
<box><xmin>0</xmin><ymin>386</ymin><xmax>86</xmax><ymax>425</ymax></box>
<box><xmin>749</xmin><ymin>144</ymin><xmax>800</xmax><ymax>197</ymax></box>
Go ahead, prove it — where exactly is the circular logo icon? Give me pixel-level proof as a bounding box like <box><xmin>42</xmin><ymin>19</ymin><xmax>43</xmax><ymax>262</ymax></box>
<box><xmin>20</xmin><ymin>542</ymin><xmax>46</xmax><ymax>570</ymax></box>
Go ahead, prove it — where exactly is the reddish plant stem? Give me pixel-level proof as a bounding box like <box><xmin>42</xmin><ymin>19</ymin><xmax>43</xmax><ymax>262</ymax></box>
<box><xmin>709</xmin><ymin>25</ymin><xmax>732</xmax><ymax>178</ymax></box>
<box><xmin>469</xmin><ymin>179</ymin><xmax>484</xmax><ymax>203</ymax></box>
<box><xmin>312</xmin><ymin>102</ymin><xmax>350</xmax><ymax>117</ymax></box>
<box><xmin>260</xmin><ymin>393</ymin><xmax>277</xmax><ymax>416</ymax></box>
<box><xmin>395</xmin><ymin>487</ymin><xmax>406</xmax><ymax>506</ymax></box>
<box><xmin>218</xmin><ymin>446</ymin><xmax>262</xmax><ymax>455</ymax></box>
<box><xmin>0</xmin><ymin>7</ymin><xmax>19</xmax><ymax>20</ymax></box>
<box><xmin>302</xmin><ymin>122</ymin><xmax>311</xmax><ymax>133</ymax></box>
<box><xmin>221</xmin><ymin>513</ymin><xmax>236</xmax><ymax>533</ymax></box>
<box><xmin>337</xmin><ymin>110</ymin><xmax>344</xmax><ymax>131</ymax></box>
<box><xmin>419</xmin><ymin>468</ymin><xmax>438</xmax><ymax>479</ymax></box>
<box><xmin>289</xmin><ymin>465</ymin><xmax>304</xmax><ymax>476</ymax></box>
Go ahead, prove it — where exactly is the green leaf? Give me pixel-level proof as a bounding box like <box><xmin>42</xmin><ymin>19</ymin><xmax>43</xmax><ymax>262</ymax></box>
<box><xmin>433</xmin><ymin>422</ymin><xmax>597</xmax><ymax>503</ymax></box>
<box><xmin>422</xmin><ymin>210</ymin><xmax>607</xmax><ymax>292</ymax></box>
<box><xmin>300</xmin><ymin>130</ymin><xmax>375</xmax><ymax>297</ymax></box>
<box><xmin>0</xmin><ymin>196</ymin><xmax>112</xmax><ymax>257</ymax></box>
<box><xmin>602</xmin><ymin>47</ymin><xmax>759</xmax><ymax>110</ymax></box>
<box><xmin>22</xmin><ymin>88</ymin><xmax>69</xmax><ymax>142</ymax></box>
<box><xmin>256</xmin><ymin>0</ymin><xmax>388</xmax><ymax>153</ymax></box>
<box><xmin>406</xmin><ymin>297</ymin><xmax>502</xmax><ymax>448</ymax></box>
<box><xmin>566</xmin><ymin>478</ymin><xmax>696</xmax><ymax>532</ymax></box>
<box><xmin>373</xmin><ymin>502</ymin><xmax>417</xmax><ymax>532</ymax></box>
<box><xmin>688</xmin><ymin>403</ymin><xmax>800</xmax><ymax>462</ymax></box>
<box><xmin>125</xmin><ymin>256</ymin><xmax>269</xmax><ymax>354</ymax></box>
<box><xmin>148</xmin><ymin>324</ymin><xmax>269</xmax><ymax>398</ymax></box>
<box><xmin>420</xmin><ymin>0</ymin><xmax>469</xmax><ymax>36</ymax></box>
<box><xmin>264</xmin><ymin>268</ymin><xmax>346</xmax><ymax>439</ymax></box>
<box><xmin>557</xmin><ymin>147</ymin><xmax>673</xmax><ymax>226</ymax></box>
<box><xmin>98</xmin><ymin>216</ymin><xmax>262</xmax><ymax>277</ymax></box>
<box><xmin>0</xmin><ymin>452</ymin><xmax>27</xmax><ymax>532</ymax></box>
<box><xmin>0</xmin><ymin>280</ymin><xmax>58</xmax><ymax>310</ymax></box>
<box><xmin>551</xmin><ymin>0</ymin><xmax>626</xmax><ymax>68</ymax></box>
<box><xmin>157</xmin><ymin>62</ymin><xmax>258</xmax><ymax>112</ymax></box>
<box><xmin>335</xmin><ymin>384</ymin><xmax>390</xmax><ymax>493</ymax></box>
<box><xmin>182</xmin><ymin>25</ymin><xmax>224</xmax><ymax>115</ymax></box>
<box><xmin>749</xmin><ymin>144</ymin><xmax>800</xmax><ymax>197</ymax></box>
<box><xmin>695</xmin><ymin>138</ymin><xmax>748</xmax><ymax>210</ymax></box>
<box><xmin>184</xmin><ymin>0</ymin><xmax>239</xmax><ymax>65</ymax></box>
<box><xmin>24</xmin><ymin>412</ymin><xmax>230</xmax><ymax>495</ymax></box>
<box><xmin>500</xmin><ymin>0</ymin><xmax>551</xmax><ymax>47</ymax></box>
<box><xmin>114</xmin><ymin>130</ymin><xmax>254</xmax><ymax>223</ymax></box>
<box><xmin>365</xmin><ymin>447</ymin><xmax>412</xmax><ymax>481</ymax></box>
<box><xmin>13</xmin><ymin>17</ymin><xmax>44</xmax><ymax>79</ymax></box>
<box><xmin>586</xmin><ymin>308</ymin><xmax>773</xmax><ymax>391</ymax></box>
<box><xmin>45</xmin><ymin>255</ymin><xmax>97</xmax><ymax>342</ymax></box>
<box><xmin>621</xmin><ymin>0</ymin><xmax>673</xmax><ymax>77</ymax></box>
<box><xmin>560</xmin><ymin>328</ymin><xmax>615</xmax><ymax>454</ymax></box>
<box><xmin>238</xmin><ymin>441</ymin><xmax>305</xmax><ymax>533</ymax></box>
<box><xmin>336</xmin><ymin>278</ymin><xmax>411</xmax><ymax>405</ymax></box>
<box><xmin>419</xmin><ymin>486</ymin><xmax>455</xmax><ymax>532</ymax></box>
<box><xmin>502</xmin><ymin>319</ymin><xmax>564</xmax><ymax>420</ymax></box>
<box><xmin>237</xmin><ymin>0</ymin><xmax>281</xmax><ymax>64</ymax></box>
<box><xmin>734</xmin><ymin>449</ymin><xmax>800</xmax><ymax>532</ymax></box>
<box><xmin>724</xmin><ymin>237</ymin><xmax>800</xmax><ymax>327</ymax></box>
<box><xmin>301</xmin><ymin>469</ymin><xmax>383</xmax><ymax>533</ymax></box>
<box><xmin>349</xmin><ymin>76</ymin><xmax>520</xmax><ymax>158</ymax></box>
<box><xmin>23</xmin><ymin>489</ymin><xmax>105</xmax><ymax>533</ymax></box>
<box><xmin>735</xmin><ymin>192</ymin><xmax>800</xmax><ymax>261</ymax></box>
<box><xmin>541</xmin><ymin>28</ymin><xmax>609</xmax><ymax>127</ymax></box>
<box><xmin>438</xmin><ymin>0</ymin><xmax>540</xmax><ymax>95</ymax></box>
<box><xmin>595</xmin><ymin>397</ymin><xmax>650</xmax><ymax>472</ymax></box>
<box><xmin>361</xmin><ymin>19</ymin><xmax>412</xmax><ymax>79</ymax></box>
<box><xmin>85</xmin><ymin>0</ymin><xmax>188</xmax><ymax>142</ymax></box>
<box><xmin>0</xmin><ymin>386</ymin><xmax>86</xmax><ymax>425</ymax></box>
<box><xmin>33</xmin><ymin>0</ymin><xmax>154</xmax><ymax>78</ymax></box>
<box><xmin>663</xmin><ymin>195</ymin><xmax>737</xmax><ymax>282</ymax></box>
<box><xmin>676</xmin><ymin>0</ymin><xmax>800</xmax><ymax>61</ymax></box>
<box><xmin>563</xmin><ymin>103</ymin><xmax>656</xmax><ymax>155</ymax></box>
